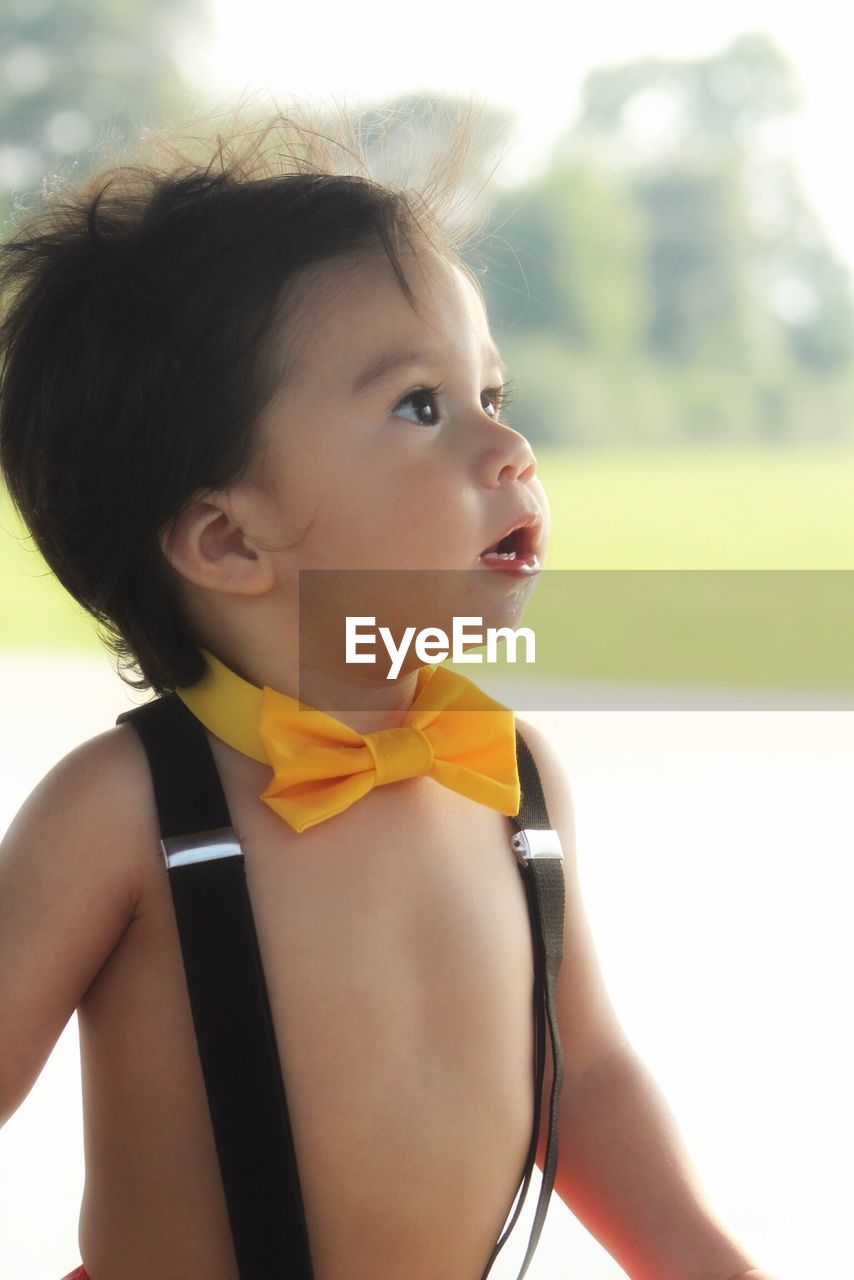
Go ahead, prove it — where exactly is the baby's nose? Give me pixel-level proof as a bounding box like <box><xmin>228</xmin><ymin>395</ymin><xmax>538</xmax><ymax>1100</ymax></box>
<box><xmin>478</xmin><ymin>429</ymin><xmax>537</xmax><ymax>489</ymax></box>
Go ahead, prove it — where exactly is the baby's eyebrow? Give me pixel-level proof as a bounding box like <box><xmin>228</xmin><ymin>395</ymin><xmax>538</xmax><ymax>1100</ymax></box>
<box><xmin>352</xmin><ymin>343</ymin><xmax>507</xmax><ymax>393</ymax></box>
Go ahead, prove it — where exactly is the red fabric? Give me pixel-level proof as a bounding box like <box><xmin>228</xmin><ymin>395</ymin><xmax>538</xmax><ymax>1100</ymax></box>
<box><xmin>60</xmin><ymin>1268</ymin><xmax>90</xmax><ymax>1280</ymax></box>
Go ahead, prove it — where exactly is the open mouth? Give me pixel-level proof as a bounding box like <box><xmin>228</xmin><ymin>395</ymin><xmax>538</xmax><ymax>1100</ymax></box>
<box><xmin>478</xmin><ymin>516</ymin><xmax>542</xmax><ymax>573</ymax></box>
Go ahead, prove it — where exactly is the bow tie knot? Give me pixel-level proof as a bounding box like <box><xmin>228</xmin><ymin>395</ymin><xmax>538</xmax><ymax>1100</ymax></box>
<box><xmin>175</xmin><ymin>649</ymin><xmax>521</xmax><ymax>833</ymax></box>
<box><xmin>362</xmin><ymin>724</ymin><xmax>435</xmax><ymax>786</ymax></box>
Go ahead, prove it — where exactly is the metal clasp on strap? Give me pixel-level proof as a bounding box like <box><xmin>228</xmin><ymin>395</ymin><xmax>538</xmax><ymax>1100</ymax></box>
<box><xmin>511</xmin><ymin>827</ymin><xmax>564</xmax><ymax>867</ymax></box>
<box><xmin>161</xmin><ymin>825</ymin><xmax>243</xmax><ymax>870</ymax></box>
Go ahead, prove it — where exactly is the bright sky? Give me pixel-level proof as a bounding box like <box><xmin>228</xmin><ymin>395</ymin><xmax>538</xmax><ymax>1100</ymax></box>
<box><xmin>177</xmin><ymin>0</ymin><xmax>854</xmax><ymax>270</ymax></box>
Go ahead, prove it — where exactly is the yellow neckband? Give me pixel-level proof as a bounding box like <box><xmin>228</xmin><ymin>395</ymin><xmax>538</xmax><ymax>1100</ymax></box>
<box><xmin>174</xmin><ymin>647</ymin><xmax>436</xmax><ymax>765</ymax></box>
<box><xmin>175</xmin><ymin>648</ymin><xmax>269</xmax><ymax>763</ymax></box>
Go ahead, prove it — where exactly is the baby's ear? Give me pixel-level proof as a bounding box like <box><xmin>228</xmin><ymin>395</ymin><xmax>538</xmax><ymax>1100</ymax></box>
<box><xmin>159</xmin><ymin>493</ymin><xmax>275</xmax><ymax>596</ymax></box>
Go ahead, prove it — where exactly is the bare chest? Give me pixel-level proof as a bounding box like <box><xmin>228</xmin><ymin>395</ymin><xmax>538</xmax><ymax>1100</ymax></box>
<box><xmin>79</xmin><ymin>741</ymin><xmax>538</xmax><ymax>1279</ymax></box>
<box><xmin>231</xmin><ymin>768</ymin><xmax>538</xmax><ymax>1272</ymax></box>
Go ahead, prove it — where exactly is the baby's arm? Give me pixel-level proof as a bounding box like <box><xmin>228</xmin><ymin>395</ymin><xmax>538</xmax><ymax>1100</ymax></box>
<box><xmin>516</xmin><ymin>717</ymin><xmax>778</xmax><ymax>1280</ymax></box>
<box><xmin>0</xmin><ymin>727</ymin><xmax>146</xmax><ymax>1127</ymax></box>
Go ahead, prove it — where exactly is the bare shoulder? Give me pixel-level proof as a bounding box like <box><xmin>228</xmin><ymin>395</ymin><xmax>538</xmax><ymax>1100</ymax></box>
<box><xmin>0</xmin><ymin>721</ymin><xmax>159</xmax><ymax>1122</ymax></box>
<box><xmin>2</xmin><ymin>720</ymin><xmax>156</xmax><ymax>905</ymax></box>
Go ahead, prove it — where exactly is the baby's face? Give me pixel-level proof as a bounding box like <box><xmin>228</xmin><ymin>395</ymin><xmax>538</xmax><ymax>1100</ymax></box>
<box><xmin>241</xmin><ymin>241</ymin><xmax>549</xmax><ymax>648</ymax></box>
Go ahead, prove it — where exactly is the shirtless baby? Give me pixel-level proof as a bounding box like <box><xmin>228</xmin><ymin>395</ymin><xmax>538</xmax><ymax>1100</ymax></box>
<box><xmin>0</xmin><ymin>103</ymin><xmax>778</xmax><ymax>1280</ymax></box>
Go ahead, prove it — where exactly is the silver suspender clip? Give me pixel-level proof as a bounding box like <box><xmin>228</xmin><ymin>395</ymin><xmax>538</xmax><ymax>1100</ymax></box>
<box><xmin>161</xmin><ymin>825</ymin><xmax>243</xmax><ymax>871</ymax></box>
<box><xmin>511</xmin><ymin>827</ymin><xmax>564</xmax><ymax>868</ymax></box>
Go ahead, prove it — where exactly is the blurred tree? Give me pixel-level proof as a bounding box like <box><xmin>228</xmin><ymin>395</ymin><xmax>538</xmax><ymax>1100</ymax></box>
<box><xmin>633</xmin><ymin>158</ymin><xmax>755</xmax><ymax>366</ymax></box>
<box><xmin>0</xmin><ymin>0</ymin><xmax>210</xmax><ymax>224</ymax></box>
<box><xmin>466</xmin><ymin>31</ymin><xmax>854</xmax><ymax>445</ymax></box>
<box><xmin>479</xmin><ymin>161</ymin><xmax>648</xmax><ymax>358</ymax></box>
<box><xmin>571</xmin><ymin>31</ymin><xmax>801</xmax><ymax>155</ymax></box>
<box><xmin>554</xmin><ymin>30</ymin><xmax>854</xmax><ymax>374</ymax></box>
<box><xmin>751</xmin><ymin>157</ymin><xmax>854</xmax><ymax>371</ymax></box>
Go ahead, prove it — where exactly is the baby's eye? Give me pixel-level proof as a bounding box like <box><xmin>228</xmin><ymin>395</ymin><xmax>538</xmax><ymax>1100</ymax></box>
<box><xmin>391</xmin><ymin>385</ymin><xmax>442</xmax><ymax>427</ymax></box>
<box><xmin>483</xmin><ymin>381</ymin><xmax>516</xmax><ymax>419</ymax></box>
<box><xmin>391</xmin><ymin>380</ymin><xmax>516</xmax><ymax>427</ymax></box>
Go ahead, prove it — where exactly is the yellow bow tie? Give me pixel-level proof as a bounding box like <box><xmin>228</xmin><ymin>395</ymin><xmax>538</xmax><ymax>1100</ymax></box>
<box><xmin>175</xmin><ymin>648</ymin><xmax>521</xmax><ymax>834</ymax></box>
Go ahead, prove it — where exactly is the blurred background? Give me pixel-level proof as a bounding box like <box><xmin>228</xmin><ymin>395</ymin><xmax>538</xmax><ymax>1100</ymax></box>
<box><xmin>1</xmin><ymin>2</ymin><xmax>852</xmax><ymax>1276</ymax></box>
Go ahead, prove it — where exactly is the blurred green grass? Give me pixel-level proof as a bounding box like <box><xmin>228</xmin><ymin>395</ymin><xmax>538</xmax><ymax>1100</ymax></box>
<box><xmin>3</xmin><ymin>444</ymin><xmax>854</xmax><ymax>687</ymax></box>
<box><xmin>522</xmin><ymin>444</ymin><xmax>854</xmax><ymax>690</ymax></box>
<box><xmin>541</xmin><ymin>443</ymin><xmax>854</xmax><ymax>569</ymax></box>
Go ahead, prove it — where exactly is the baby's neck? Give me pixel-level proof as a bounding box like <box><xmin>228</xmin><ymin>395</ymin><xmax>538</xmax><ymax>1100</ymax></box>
<box><xmin>206</xmin><ymin>643</ymin><xmax>422</xmax><ymax>734</ymax></box>
<box><xmin>188</xmin><ymin>595</ymin><xmax>426</xmax><ymax>733</ymax></box>
<box><xmin>288</xmin><ymin>661</ymin><xmax>423</xmax><ymax>733</ymax></box>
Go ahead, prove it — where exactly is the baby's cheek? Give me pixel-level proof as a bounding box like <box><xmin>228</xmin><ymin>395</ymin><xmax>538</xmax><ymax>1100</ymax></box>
<box><xmin>532</xmin><ymin>480</ymin><xmax>551</xmax><ymax>536</ymax></box>
<box><xmin>531</xmin><ymin>474</ymin><xmax>549</xmax><ymax>512</ymax></box>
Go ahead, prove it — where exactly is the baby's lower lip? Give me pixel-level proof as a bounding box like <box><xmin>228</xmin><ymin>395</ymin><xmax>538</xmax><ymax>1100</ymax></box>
<box><xmin>478</xmin><ymin>550</ymin><xmax>541</xmax><ymax>575</ymax></box>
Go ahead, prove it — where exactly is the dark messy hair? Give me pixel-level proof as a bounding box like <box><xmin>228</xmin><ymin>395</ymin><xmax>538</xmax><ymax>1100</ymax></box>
<box><xmin>0</xmin><ymin>94</ymin><xmax>499</xmax><ymax>695</ymax></box>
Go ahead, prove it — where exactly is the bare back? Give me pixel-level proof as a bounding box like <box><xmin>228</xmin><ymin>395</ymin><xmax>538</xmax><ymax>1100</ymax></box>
<box><xmin>76</xmin><ymin>723</ymin><xmax>539</xmax><ymax>1280</ymax></box>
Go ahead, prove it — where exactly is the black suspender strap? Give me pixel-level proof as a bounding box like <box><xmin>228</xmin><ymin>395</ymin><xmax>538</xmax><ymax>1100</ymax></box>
<box><xmin>116</xmin><ymin>693</ymin><xmax>315</xmax><ymax>1280</ymax></box>
<box><xmin>480</xmin><ymin>727</ymin><xmax>566</xmax><ymax>1280</ymax></box>
<box><xmin>117</xmin><ymin>696</ymin><xmax>565</xmax><ymax>1280</ymax></box>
